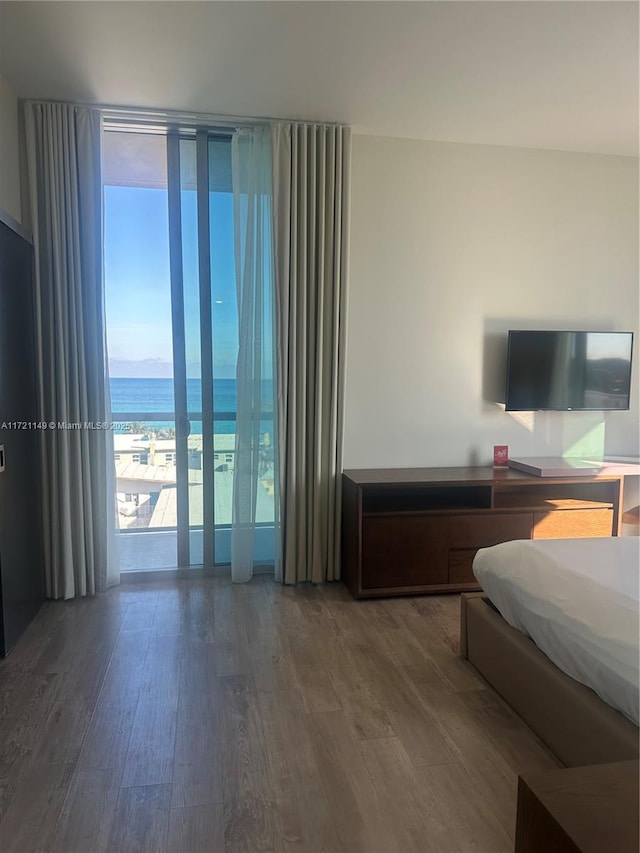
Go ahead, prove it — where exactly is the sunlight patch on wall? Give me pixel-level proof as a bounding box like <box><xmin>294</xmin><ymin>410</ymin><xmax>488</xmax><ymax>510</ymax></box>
<box><xmin>506</xmin><ymin>409</ymin><xmax>535</xmax><ymax>432</ymax></box>
<box><xmin>562</xmin><ymin>421</ymin><xmax>605</xmax><ymax>460</ymax></box>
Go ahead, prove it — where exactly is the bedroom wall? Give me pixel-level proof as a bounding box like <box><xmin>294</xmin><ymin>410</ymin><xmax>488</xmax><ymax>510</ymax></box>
<box><xmin>0</xmin><ymin>74</ymin><xmax>22</xmax><ymax>224</ymax></box>
<box><xmin>344</xmin><ymin>134</ymin><xmax>639</xmax><ymax>470</ymax></box>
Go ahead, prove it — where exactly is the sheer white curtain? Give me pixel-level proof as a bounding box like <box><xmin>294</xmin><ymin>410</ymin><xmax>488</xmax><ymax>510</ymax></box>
<box><xmin>24</xmin><ymin>101</ymin><xmax>118</xmax><ymax>599</ymax></box>
<box><xmin>231</xmin><ymin>128</ymin><xmax>278</xmax><ymax>582</ymax></box>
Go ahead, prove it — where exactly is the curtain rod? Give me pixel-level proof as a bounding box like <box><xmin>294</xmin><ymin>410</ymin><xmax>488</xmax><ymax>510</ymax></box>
<box><xmin>102</xmin><ymin>107</ymin><xmax>270</xmax><ymax>130</ymax></box>
<box><xmin>24</xmin><ymin>98</ymin><xmax>346</xmax><ymax>131</ymax></box>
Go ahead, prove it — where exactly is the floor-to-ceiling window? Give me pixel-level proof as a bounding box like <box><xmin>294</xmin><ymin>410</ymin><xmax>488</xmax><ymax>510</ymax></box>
<box><xmin>103</xmin><ymin>127</ymin><xmax>275</xmax><ymax>573</ymax></box>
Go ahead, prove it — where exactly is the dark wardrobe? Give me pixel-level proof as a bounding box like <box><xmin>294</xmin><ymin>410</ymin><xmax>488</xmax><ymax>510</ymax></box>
<box><xmin>0</xmin><ymin>211</ymin><xmax>44</xmax><ymax>655</ymax></box>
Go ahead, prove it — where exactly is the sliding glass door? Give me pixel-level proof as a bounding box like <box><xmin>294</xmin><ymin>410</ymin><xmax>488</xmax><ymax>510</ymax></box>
<box><xmin>104</xmin><ymin>129</ymin><xmax>178</xmax><ymax>570</ymax></box>
<box><xmin>104</xmin><ymin>126</ymin><xmax>275</xmax><ymax>572</ymax></box>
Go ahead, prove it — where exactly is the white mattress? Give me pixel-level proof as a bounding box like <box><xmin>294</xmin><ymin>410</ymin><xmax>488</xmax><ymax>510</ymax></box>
<box><xmin>472</xmin><ymin>537</ymin><xmax>640</xmax><ymax>725</ymax></box>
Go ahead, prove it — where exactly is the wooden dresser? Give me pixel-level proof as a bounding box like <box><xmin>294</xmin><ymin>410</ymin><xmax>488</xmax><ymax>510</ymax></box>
<box><xmin>341</xmin><ymin>466</ymin><xmax>623</xmax><ymax>599</ymax></box>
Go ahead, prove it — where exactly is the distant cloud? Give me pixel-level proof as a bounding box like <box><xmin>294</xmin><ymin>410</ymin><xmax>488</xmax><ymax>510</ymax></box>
<box><xmin>109</xmin><ymin>358</ymin><xmax>173</xmax><ymax>379</ymax></box>
<box><xmin>109</xmin><ymin>358</ymin><xmax>239</xmax><ymax>380</ymax></box>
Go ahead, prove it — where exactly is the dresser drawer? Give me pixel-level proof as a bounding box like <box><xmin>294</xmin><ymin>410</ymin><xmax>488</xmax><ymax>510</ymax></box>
<box><xmin>532</xmin><ymin>509</ymin><xmax>614</xmax><ymax>540</ymax></box>
<box><xmin>448</xmin><ymin>513</ymin><xmax>532</xmax><ymax>549</ymax></box>
<box><xmin>361</xmin><ymin>515</ymin><xmax>448</xmax><ymax>589</ymax></box>
<box><xmin>448</xmin><ymin>549</ymin><xmax>482</xmax><ymax>585</ymax></box>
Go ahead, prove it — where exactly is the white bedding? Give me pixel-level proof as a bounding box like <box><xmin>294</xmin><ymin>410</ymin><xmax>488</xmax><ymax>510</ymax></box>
<box><xmin>472</xmin><ymin>537</ymin><xmax>640</xmax><ymax>725</ymax></box>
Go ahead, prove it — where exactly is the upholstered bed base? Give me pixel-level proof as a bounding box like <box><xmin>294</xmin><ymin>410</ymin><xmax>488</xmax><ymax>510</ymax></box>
<box><xmin>460</xmin><ymin>593</ymin><xmax>639</xmax><ymax>768</ymax></box>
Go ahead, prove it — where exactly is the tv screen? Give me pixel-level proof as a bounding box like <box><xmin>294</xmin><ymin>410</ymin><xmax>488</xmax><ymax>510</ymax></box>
<box><xmin>505</xmin><ymin>331</ymin><xmax>633</xmax><ymax>412</ymax></box>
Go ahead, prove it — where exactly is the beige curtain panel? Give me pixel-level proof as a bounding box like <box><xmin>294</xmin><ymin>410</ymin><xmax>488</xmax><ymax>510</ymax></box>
<box><xmin>272</xmin><ymin>123</ymin><xmax>351</xmax><ymax>584</ymax></box>
<box><xmin>24</xmin><ymin>101</ymin><xmax>117</xmax><ymax>599</ymax></box>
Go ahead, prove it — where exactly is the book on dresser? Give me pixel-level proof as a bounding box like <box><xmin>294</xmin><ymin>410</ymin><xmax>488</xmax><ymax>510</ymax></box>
<box><xmin>341</xmin><ymin>466</ymin><xmax>623</xmax><ymax>599</ymax></box>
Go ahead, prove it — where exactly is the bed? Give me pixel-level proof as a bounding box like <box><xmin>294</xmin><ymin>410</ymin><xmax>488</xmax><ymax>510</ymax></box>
<box><xmin>460</xmin><ymin>536</ymin><xmax>639</xmax><ymax>767</ymax></box>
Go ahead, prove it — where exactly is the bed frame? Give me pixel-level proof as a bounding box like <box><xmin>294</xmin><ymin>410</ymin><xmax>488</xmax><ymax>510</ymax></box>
<box><xmin>460</xmin><ymin>593</ymin><xmax>639</xmax><ymax>768</ymax></box>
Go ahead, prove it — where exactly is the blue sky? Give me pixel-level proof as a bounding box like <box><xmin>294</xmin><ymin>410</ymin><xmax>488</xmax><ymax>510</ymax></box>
<box><xmin>105</xmin><ymin>185</ymin><xmax>239</xmax><ymax>379</ymax></box>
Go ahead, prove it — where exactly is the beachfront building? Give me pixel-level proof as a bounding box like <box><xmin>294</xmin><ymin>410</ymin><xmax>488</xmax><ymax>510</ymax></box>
<box><xmin>114</xmin><ymin>432</ymin><xmax>239</xmax><ymax>470</ymax></box>
<box><xmin>114</xmin><ymin>432</ymin><xmax>274</xmax><ymax>531</ymax></box>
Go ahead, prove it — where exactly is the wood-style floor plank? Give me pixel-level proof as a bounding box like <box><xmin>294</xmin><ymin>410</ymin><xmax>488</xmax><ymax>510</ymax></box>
<box><xmin>120</xmin><ymin>634</ymin><xmax>182</xmax><ymax>788</ymax></box>
<box><xmin>358</xmin><ymin>735</ymin><xmax>461</xmax><ymax>853</ymax></box>
<box><xmin>322</xmin><ymin>640</ymin><xmax>397</xmax><ymax>742</ymax></box>
<box><xmin>305</xmin><ymin>709</ymin><xmax>400</xmax><ymax>853</ymax></box>
<box><xmin>213</xmin><ymin>586</ymin><xmax>254</xmax><ymax>677</ymax></box>
<box><xmin>417</xmin><ymin>760</ymin><xmax>514</xmax><ymax>852</ymax></box>
<box><xmin>3</xmin><ymin>601</ymin><xmax>68</xmax><ymax>671</ymax></box>
<box><xmin>0</xmin><ymin>576</ymin><xmax>562</xmax><ymax>853</ymax></box>
<box><xmin>166</xmin><ymin>803</ymin><xmax>225</xmax><ymax>853</ymax></box>
<box><xmin>460</xmin><ymin>753</ymin><xmax>519</xmax><ymax>841</ymax></box>
<box><xmin>0</xmin><ymin>670</ymin><xmax>60</xmax><ymax>823</ymax></box>
<box><xmin>259</xmin><ymin>689</ymin><xmax>340</xmax><ymax>852</ymax></box>
<box><xmin>358</xmin><ymin>649</ymin><xmax>458</xmax><ymax>767</ymax></box>
<box><xmin>119</xmin><ymin>589</ymin><xmax>159</xmax><ymax>633</ymax></box>
<box><xmin>49</xmin><ymin>768</ymin><xmax>122</xmax><ymax>853</ymax></box>
<box><xmin>458</xmin><ymin>686</ymin><xmax>558</xmax><ymax>774</ymax></box>
<box><xmin>0</xmin><ymin>760</ymin><xmax>75</xmax><ymax>852</ymax></box>
<box><xmin>220</xmin><ymin>673</ymin><xmax>282</xmax><ymax>853</ymax></box>
<box><xmin>78</xmin><ymin>629</ymin><xmax>151</xmax><ymax>772</ymax></box>
<box><xmin>171</xmin><ymin>639</ymin><xmax>223</xmax><ymax>809</ymax></box>
<box><xmin>106</xmin><ymin>783</ymin><xmax>171</xmax><ymax>853</ymax></box>
<box><xmin>382</xmin><ymin>597</ymin><xmax>485</xmax><ymax>692</ymax></box>
<box><xmin>176</xmin><ymin>583</ymin><xmax>217</xmax><ymax>642</ymax></box>
<box><xmin>402</xmin><ymin>660</ymin><xmax>499</xmax><ymax>764</ymax></box>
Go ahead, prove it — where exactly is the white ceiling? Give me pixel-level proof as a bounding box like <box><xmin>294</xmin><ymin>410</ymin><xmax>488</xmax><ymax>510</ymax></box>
<box><xmin>0</xmin><ymin>1</ymin><xmax>638</xmax><ymax>156</ymax></box>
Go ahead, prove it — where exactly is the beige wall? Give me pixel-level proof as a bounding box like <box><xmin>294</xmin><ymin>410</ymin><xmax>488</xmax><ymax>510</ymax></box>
<box><xmin>0</xmin><ymin>74</ymin><xmax>21</xmax><ymax>223</ymax></box>
<box><xmin>345</xmin><ymin>134</ymin><xmax>639</xmax><ymax>468</ymax></box>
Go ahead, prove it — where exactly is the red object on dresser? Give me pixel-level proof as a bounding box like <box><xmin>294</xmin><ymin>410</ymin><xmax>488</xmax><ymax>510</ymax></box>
<box><xmin>493</xmin><ymin>445</ymin><xmax>509</xmax><ymax>467</ymax></box>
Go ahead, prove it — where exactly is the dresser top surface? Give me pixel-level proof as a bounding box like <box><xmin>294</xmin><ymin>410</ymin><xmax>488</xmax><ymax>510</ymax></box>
<box><xmin>342</xmin><ymin>466</ymin><xmax>623</xmax><ymax>487</ymax></box>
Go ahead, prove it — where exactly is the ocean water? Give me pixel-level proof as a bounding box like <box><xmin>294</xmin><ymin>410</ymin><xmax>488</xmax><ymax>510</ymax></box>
<box><xmin>110</xmin><ymin>377</ymin><xmax>273</xmax><ymax>435</ymax></box>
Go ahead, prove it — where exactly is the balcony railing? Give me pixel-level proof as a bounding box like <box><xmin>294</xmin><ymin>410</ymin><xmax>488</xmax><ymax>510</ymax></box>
<box><xmin>112</xmin><ymin>412</ymin><xmax>275</xmax><ymax>532</ymax></box>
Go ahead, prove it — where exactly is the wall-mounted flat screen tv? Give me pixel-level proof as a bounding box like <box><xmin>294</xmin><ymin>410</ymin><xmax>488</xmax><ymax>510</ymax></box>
<box><xmin>505</xmin><ymin>330</ymin><xmax>634</xmax><ymax>412</ymax></box>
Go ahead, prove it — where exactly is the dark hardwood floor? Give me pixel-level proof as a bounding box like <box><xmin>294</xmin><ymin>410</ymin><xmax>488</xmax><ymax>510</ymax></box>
<box><xmin>0</xmin><ymin>576</ymin><xmax>558</xmax><ymax>852</ymax></box>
